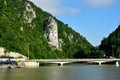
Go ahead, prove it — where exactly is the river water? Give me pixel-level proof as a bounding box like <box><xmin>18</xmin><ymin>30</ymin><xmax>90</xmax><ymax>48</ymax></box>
<box><xmin>0</xmin><ymin>64</ymin><xmax>120</xmax><ymax>80</ymax></box>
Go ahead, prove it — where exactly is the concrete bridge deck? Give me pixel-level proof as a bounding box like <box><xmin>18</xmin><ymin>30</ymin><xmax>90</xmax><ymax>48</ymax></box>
<box><xmin>19</xmin><ymin>58</ymin><xmax>120</xmax><ymax>66</ymax></box>
<box><xmin>27</xmin><ymin>58</ymin><xmax>120</xmax><ymax>63</ymax></box>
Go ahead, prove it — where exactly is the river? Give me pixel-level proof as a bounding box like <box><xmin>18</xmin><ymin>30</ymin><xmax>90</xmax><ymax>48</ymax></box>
<box><xmin>0</xmin><ymin>64</ymin><xmax>120</xmax><ymax>80</ymax></box>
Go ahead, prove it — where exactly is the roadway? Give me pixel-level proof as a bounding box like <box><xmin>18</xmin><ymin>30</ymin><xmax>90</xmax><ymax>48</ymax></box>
<box><xmin>18</xmin><ymin>58</ymin><xmax>120</xmax><ymax>67</ymax></box>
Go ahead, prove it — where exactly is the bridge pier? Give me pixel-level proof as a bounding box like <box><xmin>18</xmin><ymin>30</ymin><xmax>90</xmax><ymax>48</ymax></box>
<box><xmin>99</xmin><ymin>62</ymin><xmax>102</xmax><ymax>66</ymax></box>
<box><xmin>57</xmin><ymin>62</ymin><xmax>68</xmax><ymax>66</ymax></box>
<box><xmin>115</xmin><ymin>61</ymin><xmax>119</xmax><ymax>67</ymax></box>
<box><xmin>60</xmin><ymin>63</ymin><xmax>63</xmax><ymax>66</ymax></box>
<box><xmin>58</xmin><ymin>62</ymin><xmax>64</xmax><ymax>66</ymax></box>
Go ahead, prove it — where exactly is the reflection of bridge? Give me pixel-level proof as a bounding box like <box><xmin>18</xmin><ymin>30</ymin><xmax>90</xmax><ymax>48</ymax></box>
<box><xmin>19</xmin><ymin>59</ymin><xmax>120</xmax><ymax>67</ymax></box>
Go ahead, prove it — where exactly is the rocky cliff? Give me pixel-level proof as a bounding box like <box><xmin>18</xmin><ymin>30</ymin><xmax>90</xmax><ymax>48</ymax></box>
<box><xmin>45</xmin><ymin>17</ymin><xmax>59</xmax><ymax>48</ymax></box>
<box><xmin>23</xmin><ymin>2</ymin><xmax>36</xmax><ymax>24</ymax></box>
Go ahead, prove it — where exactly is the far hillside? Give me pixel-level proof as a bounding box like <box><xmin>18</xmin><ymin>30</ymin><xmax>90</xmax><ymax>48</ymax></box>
<box><xmin>100</xmin><ymin>25</ymin><xmax>120</xmax><ymax>58</ymax></box>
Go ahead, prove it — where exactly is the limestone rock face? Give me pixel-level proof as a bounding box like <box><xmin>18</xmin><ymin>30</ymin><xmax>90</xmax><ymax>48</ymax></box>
<box><xmin>0</xmin><ymin>47</ymin><xmax>27</xmax><ymax>59</ymax></box>
<box><xmin>23</xmin><ymin>3</ymin><xmax>36</xmax><ymax>23</ymax></box>
<box><xmin>45</xmin><ymin>17</ymin><xmax>59</xmax><ymax>48</ymax></box>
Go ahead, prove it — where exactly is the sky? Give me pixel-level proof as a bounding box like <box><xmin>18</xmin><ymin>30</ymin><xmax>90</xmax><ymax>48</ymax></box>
<box><xmin>29</xmin><ymin>0</ymin><xmax>120</xmax><ymax>46</ymax></box>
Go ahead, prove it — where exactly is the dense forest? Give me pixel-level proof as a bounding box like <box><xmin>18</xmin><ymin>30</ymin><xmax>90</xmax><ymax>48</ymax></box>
<box><xmin>100</xmin><ymin>25</ymin><xmax>120</xmax><ymax>58</ymax></box>
<box><xmin>0</xmin><ymin>0</ymin><xmax>105</xmax><ymax>59</ymax></box>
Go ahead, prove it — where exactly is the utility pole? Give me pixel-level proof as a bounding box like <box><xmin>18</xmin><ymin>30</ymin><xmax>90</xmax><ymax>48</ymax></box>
<box><xmin>112</xmin><ymin>45</ymin><xmax>114</xmax><ymax>58</ymax></box>
<box><xmin>28</xmin><ymin>43</ymin><xmax>29</xmax><ymax>60</ymax></box>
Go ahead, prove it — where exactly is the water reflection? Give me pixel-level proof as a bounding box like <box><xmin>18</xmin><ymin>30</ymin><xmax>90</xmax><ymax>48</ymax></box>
<box><xmin>0</xmin><ymin>64</ymin><xmax>120</xmax><ymax>80</ymax></box>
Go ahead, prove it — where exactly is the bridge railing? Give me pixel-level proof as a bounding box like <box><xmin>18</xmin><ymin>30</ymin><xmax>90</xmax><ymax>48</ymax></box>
<box><xmin>23</xmin><ymin>58</ymin><xmax>120</xmax><ymax>63</ymax></box>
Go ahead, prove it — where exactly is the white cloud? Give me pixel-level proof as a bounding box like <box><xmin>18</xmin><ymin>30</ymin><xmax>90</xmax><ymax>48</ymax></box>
<box><xmin>29</xmin><ymin>0</ymin><xmax>60</xmax><ymax>14</ymax></box>
<box><xmin>84</xmin><ymin>0</ymin><xmax>114</xmax><ymax>8</ymax></box>
<box><xmin>29</xmin><ymin>0</ymin><xmax>79</xmax><ymax>16</ymax></box>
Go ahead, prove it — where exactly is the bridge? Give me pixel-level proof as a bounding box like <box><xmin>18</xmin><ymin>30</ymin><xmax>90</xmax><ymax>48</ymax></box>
<box><xmin>18</xmin><ymin>58</ymin><xmax>120</xmax><ymax>67</ymax></box>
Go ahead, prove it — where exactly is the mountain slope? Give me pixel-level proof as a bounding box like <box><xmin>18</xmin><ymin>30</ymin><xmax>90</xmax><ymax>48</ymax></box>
<box><xmin>0</xmin><ymin>0</ymin><xmax>93</xmax><ymax>59</ymax></box>
<box><xmin>100</xmin><ymin>25</ymin><xmax>120</xmax><ymax>58</ymax></box>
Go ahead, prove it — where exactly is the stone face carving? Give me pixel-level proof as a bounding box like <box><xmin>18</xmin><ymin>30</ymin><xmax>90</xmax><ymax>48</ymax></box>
<box><xmin>45</xmin><ymin>17</ymin><xmax>59</xmax><ymax>48</ymax></box>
